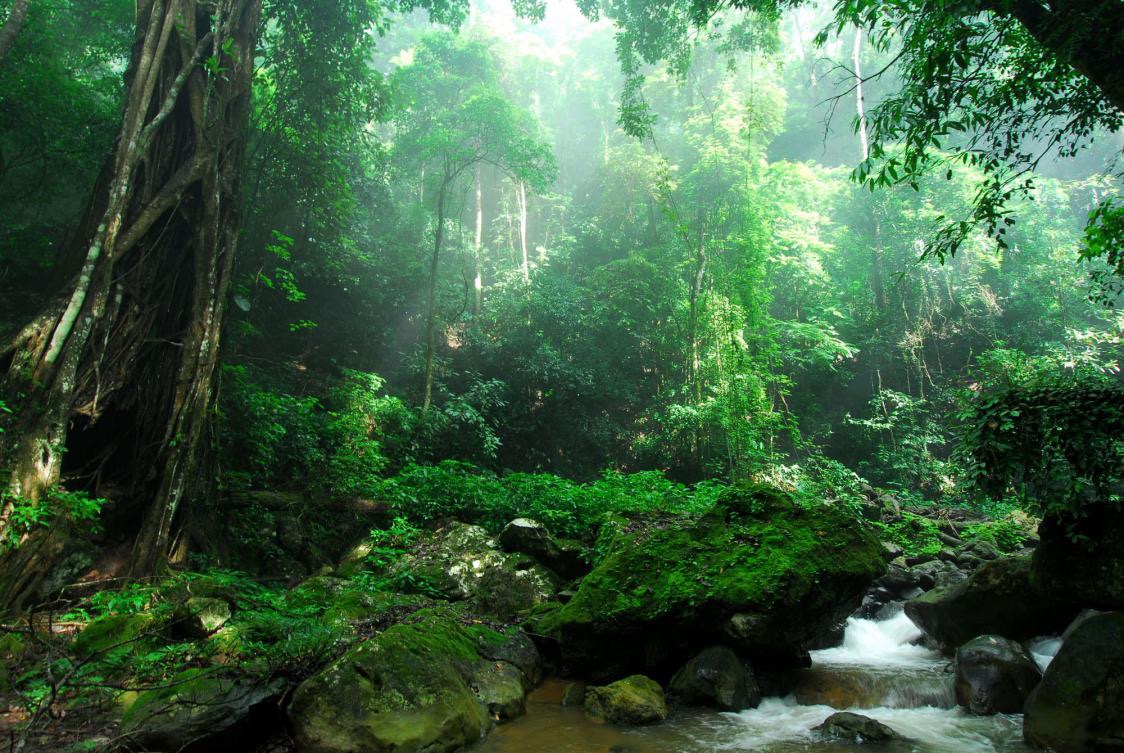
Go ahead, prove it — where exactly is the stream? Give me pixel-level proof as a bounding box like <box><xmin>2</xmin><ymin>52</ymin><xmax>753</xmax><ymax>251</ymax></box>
<box><xmin>472</xmin><ymin>611</ymin><xmax>1039</xmax><ymax>753</ymax></box>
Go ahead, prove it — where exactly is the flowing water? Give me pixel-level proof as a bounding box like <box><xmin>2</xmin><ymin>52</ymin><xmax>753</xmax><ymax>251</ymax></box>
<box><xmin>472</xmin><ymin>611</ymin><xmax>1035</xmax><ymax>753</ymax></box>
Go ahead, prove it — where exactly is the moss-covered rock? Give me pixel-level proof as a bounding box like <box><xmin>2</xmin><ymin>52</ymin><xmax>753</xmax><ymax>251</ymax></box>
<box><xmin>1024</xmin><ymin>612</ymin><xmax>1124</xmax><ymax>753</ymax></box>
<box><xmin>121</xmin><ymin>668</ymin><xmax>285</xmax><ymax>751</ymax></box>
<box><xmin>392</xmin><ymin>522</ymin><xmax>557</xmax><ymax>619</ymax></box>
<box><xmin>172</xmin><ymin>596</ymin><xmax>232</xmax><ymax>639</ymax></box>
<box><xmin>584</xmin><ymin>675</ymin><xmax>668</xmax><ymax>725</ymax></box>
<box><xmin>72</xmin><ymin>612</ymin><xmax>164</xmax><ymax>660</ymax></box>
<box><xmin>471</xmin><ymin>661</ymin><xmax>527</xmax><ymax>721</ymax></box>
<box><xmin>537</xmin><ymin>483</ymin><xmax>885</xmax><ymax>675</ymax></box>
<box><xmin>287</xmin><ymin>608</ymin><xmax>491</xmax><ymax>753</ymax></box>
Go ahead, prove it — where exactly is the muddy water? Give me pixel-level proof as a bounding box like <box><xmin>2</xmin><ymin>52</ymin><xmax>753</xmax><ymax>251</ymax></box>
<box><xmin>472</xmin><ymin>613</ymin><xmax>1035</xmax><ymax>753</ymax></box>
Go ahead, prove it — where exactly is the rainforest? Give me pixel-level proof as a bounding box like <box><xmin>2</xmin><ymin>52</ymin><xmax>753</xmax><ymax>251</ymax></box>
<box><xmin>0</xmin><ymin>0</ymin><xmax>1122</xmax><ymax>751</ymax></box>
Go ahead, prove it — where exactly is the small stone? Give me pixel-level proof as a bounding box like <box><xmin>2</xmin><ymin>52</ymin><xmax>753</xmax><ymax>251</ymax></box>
<box><xmin>814</xmin><ymin>712</ymin><xmax>901</xmax><ymax>742</ymax></box>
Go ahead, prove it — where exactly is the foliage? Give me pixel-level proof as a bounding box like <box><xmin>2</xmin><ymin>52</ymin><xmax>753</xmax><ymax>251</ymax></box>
<box><xmin>0</xmin><ymin>488</ymin><xmax>104</xmax><ymax>552</ymax></box>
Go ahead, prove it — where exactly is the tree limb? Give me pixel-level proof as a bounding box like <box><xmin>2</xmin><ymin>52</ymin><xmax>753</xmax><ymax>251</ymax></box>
<box><xmin>0</xmin><ymin>0</ymin><xmax>29</xmax><ymax>64</ymax></box>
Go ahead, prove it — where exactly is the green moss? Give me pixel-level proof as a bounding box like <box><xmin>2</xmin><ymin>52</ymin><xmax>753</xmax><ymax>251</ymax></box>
<box><xmin>872</xmin><ymin>512</ymin><xmax>943</xmax><ymax>557</ymax></box>
<box><xmin>543</xmin><ymin>483</ymin><xmax>884</xmax><ymax>632</ymax></box>
<box><xmin>584</xmin><ymin>675</ymin><xmax>668</xmax><ymax>725</ymax></box>
<box><xmin>72</xmin><ymin>613</ymin><xmax>163</xmax><ymax>660</ymax></box>
<box><xmin>289</xmin><ymin>607</ymin><xmax>491</xmax><ymax>753</ymax></box>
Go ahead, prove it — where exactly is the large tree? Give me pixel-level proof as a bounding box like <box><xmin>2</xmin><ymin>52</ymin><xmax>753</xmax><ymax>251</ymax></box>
<box><xmin>0</xmin><ymin>0</ymin><xmax>261</xmax><ymax>609</ymax></box>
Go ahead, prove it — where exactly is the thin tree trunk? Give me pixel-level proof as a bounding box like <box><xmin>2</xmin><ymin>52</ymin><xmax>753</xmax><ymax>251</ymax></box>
<box><xmin>853</xmin><ymin>26</ymin><xmax>886</xmax><ymax>312</ymax></box>
<box><xmin>0</xmin><ymin>0</ymin><xmax>261</xmax><ymax>609</ymax></box>
<box><xmin>473</xmin><ymin>166</ymin><xmax>483</xmax><ymax>316</ymax></box>
<box><xmin>0</xmin><ymin>0</ymin><xmax>29</xmax><ymax>64</ymax></box>
<box><xmin>422</xmin><ymin>175</ymin><xmax>449</xmax><ymax>413</ymax></box>
<box><xmin>517</xmin><ymin>179</ymin><xmax>529</xmax><ymax>284</ymax></box>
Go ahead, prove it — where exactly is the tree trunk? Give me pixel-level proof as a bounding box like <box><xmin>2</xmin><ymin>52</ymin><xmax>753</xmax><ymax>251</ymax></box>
<box><xmin>986</xmin><ymin>0</ymin><xmax>1124</xmax><ymax>114</ymax></box>
<box><xmin>422</xmin><ymin>175</ymin><xmax>449</xmax><ymax>413</ymax></box>
<box><xmin>0</xmin><ymin>0</ymin><xmax>261</xmax><ymax>610</ymax></box>
<box><xmin>853</xmin><ymin>25</ymin><xmax>886</xmax><ymax>312</ymax></box>
<box><xmin>473</xmin><ymin>166</ymin><xmax>483</xmax><ymax>316</ymax></box>
<box><xmin>0</xmin><ymin>0</ymin><xmax>29</xmax><ymax>64</ymax></box>
<box><xmin>517</xmin><ymin>179</ymin><xmax>530</xmax><ymax>284</ymax></box>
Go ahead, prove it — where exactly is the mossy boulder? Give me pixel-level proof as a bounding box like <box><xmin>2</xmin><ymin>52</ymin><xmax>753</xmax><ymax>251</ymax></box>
<box><xmin>471</xmin><ymin>661</ymin><xmax>527</xmax><ymax>721</ymax></box>
<box><xmin>121</xmin><ymin>668</ymin><xmax>285</xmax><ymax>751</ymax></box>
<box><xmin>584</xmin><ymin>675</ymin><xmax>668</xmax><ymax>726</ymax></box>
<box><xmin>1024</xmin><ymin>612</ymin><xmax>1124</xmax><ymax>753</ymax></box>
<box><xmin>537</xmin><ymin>483</ymin><xmax>885</xmax><ymax>676</ymax></box>
<box><xmin>288</xmin><ymin>608</ymin><xmax>491</xmax><ymax>753</ymax></box>
<box><xmin>172</xmin><ymin>596</ymin><xmax>232</xmax><ymax>639</ymax></box>
<box><xmin>392</xmin><ymin>522</ymin><xmax>557</xmax><ymax>619</ymax></box>
<box><xmin>1033</xmin><ymin>504</ymin><xmax>1124</xmax><ymax>610</ymax></box>
<box><xmin>905</xmin><ymin>556</ymin><xmax>1076</xmax><ymax>652</ymax></box>
<box><xmin>73</xmin><ymin>612</ymin><xmax>164</xmax><ymax>661</ymax></box>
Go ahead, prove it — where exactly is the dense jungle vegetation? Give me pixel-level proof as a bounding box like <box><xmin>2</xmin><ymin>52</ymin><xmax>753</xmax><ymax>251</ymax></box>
<box><xmin>0</xmin><ymin>0</ymin><xmax>1121</xmax><ymax>751</ymax></box>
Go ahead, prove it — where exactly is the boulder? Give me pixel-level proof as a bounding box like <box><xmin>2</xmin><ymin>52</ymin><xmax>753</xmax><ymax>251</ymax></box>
<box><xmin>172</xmin><ymin>596</ymin><xmax>232</xmax><ymax>639</ymax></box>
<box><xmin>584</xmin><ymin>675</ymin><xmax>668</xmax><ymax>726</ymax></box>
<box><xmin>121</xmin><ymin>669</ymin><xmax>285</xmax><ymax>751</ymax></box>
<box><xmin>537</xmin><ymin>483</ymin><xmax>885</xmax><ymax>677</ymax></box>
<box><xmin>288</xmin><ymin>609</ymin><xmax>491</xmax><ymax>753</ymax></box>
<box><xmin>1033</xmin><ymin>504</ymin><xmax>1124</xmax><ymax>610</ymax></box>
<box><xmin>499</xmin><ymin>518</ymin><xmax>588</xmax><ymax>580</ymax></box>
<box><xmin>905</xmin><ymin>556</ymin><xmax>1076</xmax><ymax>651</ymax></box>
<box><xmin>1024</xmin><ymin>612</ymin><xmax>1124</xmax><ymax>753</ymax></box>
<box><xmin>472</xmin><ymin>661</ymin><xmax>527</xmax><ymax>721</ymax></box>
<box><xmin>668</xmin><ymin>645</ymin><xmax>760</xmax><ymax>711</ymax></box>
<box><xmin>814</xmin><ymin>712</ymin><xmax>901</xmax><ymax>742</ymax></box>
<box><xmin>471</xmin><ymin>627</ymin><xmax>543</xmax><ymax>687</ymax></box>
<box><xmin>954</xmin><ymin>635</ymin><xmax>1041</xmax><ymax>714</ymax></box>
<box><xmin>561</xmin><ymin>682</ymin><xmax>587</xmax><ymax>707</ymax></box>
<box><xmin>392</xmin><ymin>522</ymin><xmax>557</xmax><ymax>619</ymax></box>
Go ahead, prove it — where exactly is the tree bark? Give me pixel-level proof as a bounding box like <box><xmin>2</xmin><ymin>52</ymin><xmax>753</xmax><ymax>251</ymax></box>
<box><xmin>986</xmin><ymin>0</ymin><xmax>1124</xmax><ymax>114</ymax></box>
<box><xmin>517</xmin><ymin>179</ymin><xmax>530</xmax><ymax>284</ymax></box>
<box><xmin>0</xmin><ymin>0</ymin><xmax>29</xmax><ymax>64</ymax></box>
<box><xmin>422</xmin><ymin>173</ymin><xmax>450</xmax><ymax>414</ymax></box>
<box><xmin>0</xmin><ymin>0</ymin><xmax>262</xmax><ymax>610</ymax></box>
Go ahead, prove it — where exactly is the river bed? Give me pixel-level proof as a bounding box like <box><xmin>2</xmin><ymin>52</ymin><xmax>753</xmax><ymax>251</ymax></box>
<box><xmin>472</xmin><ymin>612</ymin><xmax>1035</xmax><ymax>753</ymax></box>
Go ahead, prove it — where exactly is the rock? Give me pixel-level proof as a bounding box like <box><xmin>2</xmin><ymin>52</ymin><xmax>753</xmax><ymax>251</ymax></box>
<box><xmin>1024</xmin><ymin>612</ymin><xmax>1124</xmax><ymax>753</ymax></box>
<box><xmin>173</xmin><ymin>596</ymin><xmax>232</xmax><ymax>639</ymax></box>
<box><xmin>288</xmin><ymin>608</ymin><xmax>492</xmax><ymax>753</ymax></box>
<box><xmin>905</xmin><ymin>555</ymin><xmax>1076</xmax><ymax>652</ymax></box>
<box><xmin>471</xmin><ymin>627</ymin><xmax>543</xmax><ymax>687</ymax></box>
<box><xmin>73</xmin><ymin>613</ymin><xmax>163</xmax><ymax>660</ymax></box>
<box><xmin>668</xmin><ymin>646</ymin><xmax>760</xmax><ymax>711</ymax></box>
<box><xmin>472</xmin><ymin>661</ymin><xmax>527</xmax><ymax>721</ymax></box>
<box><xmin>393</xmin><ymin>522</ymin><xmax>557</xmax><ymax>619</ymax></box>
<box><xmin>814</xmin><ymin>711</ymin><xmax>901</xmax><ymax>742</ymax></box>
<box><xmin>912</xmin><ymin>559</ymin><xmax>965</xmax><ymax>591</ymax></box>
<box><xmin>499</xmin><ymin>518</ymin><xmax>588</xmax><ymax>580</ymax></box>
<box><xmin>961</xmin><ymin>540</ymin><xmax>1000</xmax><ymax>561</ymax></box>
<box><xmin>584</xmin><ymin>675</ymin><xmax>668</xmax><ymax>725</ymax></box>
<box><xmin>954</xmin><ymin>635</ymin><xmax>1041</xmax><ymax>714</ymax></box>
<box><xmin>536</xmin><ymin>483</ymin><xmax>885</xmax><ymax>676</ymax></box>
<box><xmin>562</xmin><ymin>682</ymin><xmax>587</xmax><ymax>707</ymax></box>
<box><xmin>881</xmin><ymin>541</ymin><xmax>904</xmax><ymax>559</ymax></box>
<box><xmin>121</xmin><ymin>669</ymin><xmax>285</xmax><ymax>751</ymax></box>
<box><xmin>1033</xmin><ymin>504</ymin><xmax>1124</xmax><ymax>610</ymax></box>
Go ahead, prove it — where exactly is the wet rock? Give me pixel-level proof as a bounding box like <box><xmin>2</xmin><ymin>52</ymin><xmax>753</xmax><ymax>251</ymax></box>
<box><xmin>814</xmin><ymin>712</ymin><xmax>901</xmax><ymax>742</ymax></box>
<box><xmin>472</xmin><ymin>661</ymin><xmax>527</xmax><ymax>721</ymax></box>
<box><xmin>912</xmin><ymin>559</ymin><xmax>965</xmax><ymax>591</ymax></box>
<box><xmin>668</xmin><ymin>645</ymin><xmax>760</xmax><ymax>711</ymax></box>
<box><xmin>954</xmin><ymin>635</ymin><xmax>1041</xmax><ymax>714</ymax></box>
<box><xmin>499</xmin><ymin>518</ymin><xmax>588</xmax><ymax>580</ymax></box>
<box><xmin>535</xmin><ymin>482</ymin><xmax>884</xmax><ymax>677</ymax></box>
<box><xmin>584</xmin><ymin>675</ymin><xmax>668</xmax><ymax>725</ymax></box>
<box><xmin>1024</xmin><ymin>612</ymin><xmax>1124</xmax><ymax>753</ymax></box>
<box><xmin>473</xmin><ymin>628</ymin><xmax>543</xmax><ymax>687</ymax></box>
<box><xmin>122</xmin><ymin>669</ymin><xmax>285</xmax><ymax>751</ymax></box>
<box><xmin>905</xmin><ymin>555</ymin><xmax>1076</xmax><ymax>652</ymax></box>
<box><xmin>881</xmin><ymin>541</ymin><xmax>904</xmax><ymax>559</ymax></box>
<box><xmin>562</xmin><ymin>681</ymin><xmax>587</xmax><ymax>707</ymax></box>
